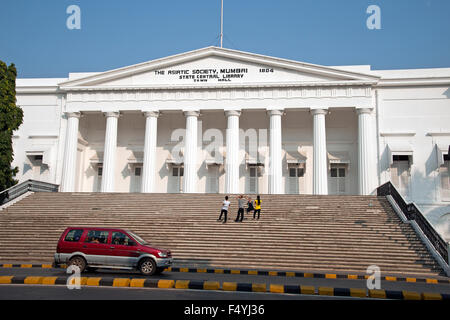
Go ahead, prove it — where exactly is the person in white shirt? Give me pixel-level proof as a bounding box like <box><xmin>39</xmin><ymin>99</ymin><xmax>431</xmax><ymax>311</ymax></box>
<box><xmin>218</xmin><ymin>196</ymin><xmax>231</xmax><ymax>223</ymax></box>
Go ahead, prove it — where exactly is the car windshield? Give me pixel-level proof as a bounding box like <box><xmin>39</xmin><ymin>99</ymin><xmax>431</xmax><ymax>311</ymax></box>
<box><xmin>127</xmin><ymin>231</ymin><xmax>149</xmax><ymax>245</ymax></box>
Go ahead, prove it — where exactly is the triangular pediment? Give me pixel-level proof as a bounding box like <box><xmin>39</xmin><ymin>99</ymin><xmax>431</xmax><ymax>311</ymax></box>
<box><xmin>59</xmin><ymin>47</ymin><xmax>379</xmax><ymax>89</ymax></box>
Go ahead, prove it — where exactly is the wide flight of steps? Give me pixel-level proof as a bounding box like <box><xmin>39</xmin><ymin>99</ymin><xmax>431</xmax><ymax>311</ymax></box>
<box><xmin>0</xmin><ymin>192</ymin><xmax>445</xmax><ymax>278</ymax></box>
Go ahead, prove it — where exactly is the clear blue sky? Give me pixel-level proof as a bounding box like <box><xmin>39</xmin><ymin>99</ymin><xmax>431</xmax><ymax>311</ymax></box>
<box><xmin>1</xmin><ymin>0</ymin><xmax>449</xmax><ymax>78</ymax></box>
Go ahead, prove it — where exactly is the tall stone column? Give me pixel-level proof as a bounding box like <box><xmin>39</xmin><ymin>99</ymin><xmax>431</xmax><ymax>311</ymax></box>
<box><xmin>225</xmin><ymin>110</ymin><xmax>241</xmax><ymax>194</ymax></box>
<box><xmin>183</xmin><ymin>111</ymin><xmax>200</xmax><ymax>193</ymax></box>
<box><xmin>268</xmin><ymin>109</ymin><xmax>284</xmax><ymax>194</ymax></box>
<box><xmin>101</xmin><ymin>112</ymin><xmax>120</xmax><ymax>193</ymax></box>
<box><xmin>60</xmin><ymin>112</ymin><xmax>81</xmax><ymax>192</ymax></box>
<box><xmin>357</xmin><ymin>108</ymin><xmax>375</xmax><ymax>195</ymax></box>
<box><xmin>311</xmin><ymin>108</ymin><xmax>328</xmax><ymax>195</ymax></box>
<box><xmin>141</xmin><ymin>111</ymin><xmax>159</xmax><ymax>193</ymax></box>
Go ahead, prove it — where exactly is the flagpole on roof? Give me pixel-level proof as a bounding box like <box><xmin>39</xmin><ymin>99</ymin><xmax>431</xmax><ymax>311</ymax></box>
<box><xmin>220</xmin><ymin>0</ymin><xmax>224</xmax><ymax>48</ymax></box>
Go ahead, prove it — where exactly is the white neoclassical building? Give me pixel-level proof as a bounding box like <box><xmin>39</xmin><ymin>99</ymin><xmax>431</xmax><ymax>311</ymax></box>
<box><xmin>12</xmin><ymin>46</ymin><xmax>450</xmax><ymax>238</ymax></box>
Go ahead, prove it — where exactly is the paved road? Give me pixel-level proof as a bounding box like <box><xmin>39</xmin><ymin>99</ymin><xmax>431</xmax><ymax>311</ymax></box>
<box><xmin>0</xmin><ymin>285</ymin><xmax>380</xmax><ymax>320</ymax></box>
<box><xmin>3</xmin><ymin>285</ymin><xmax>444</xmax><ymax>320</ymax></box>
<box><xmin>0</xmin><ymin>267</ymin><xmax>449</xmax><ymax>295</ymax></box>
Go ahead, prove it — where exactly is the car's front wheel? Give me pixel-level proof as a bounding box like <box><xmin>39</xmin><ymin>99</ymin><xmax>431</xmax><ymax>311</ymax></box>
<box><xmin>139</xmin><ymin>258</ymin><xmax>156</xmax><ymax>276</ymax></box>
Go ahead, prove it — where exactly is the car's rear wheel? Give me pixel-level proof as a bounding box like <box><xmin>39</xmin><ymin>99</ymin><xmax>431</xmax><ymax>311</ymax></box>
<box><xmin>139</xmin><ymin>258</ymin><xmax>156</xmax><ymax>276</ymax></box>
<box><xmin>68</xmin><ymin>256</ymin><xmax>86</xmax><ymax>273</ymax></box>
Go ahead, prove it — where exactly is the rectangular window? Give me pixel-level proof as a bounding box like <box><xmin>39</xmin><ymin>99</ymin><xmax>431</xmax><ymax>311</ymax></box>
<box><xmin>111</xmin><ymin>232</ymin><xmax>134</xmax><ymax>246</ymax></box>
<box><xmin>393</xmin><ymin>155</ymin><xmax>410</xmax><ymax>162</ymax></box>
<box><xmin>289</xmin><ymin>167</ymin><xmax>304</xmax><ymax>178</ymax></box>
<box><xmin>173</xmin><ymin>167</ymin><xmax>184</xmax><ymax>177</ymax></box>
<box><xmin>85</xmin><ymin>230</ymin><xmax>109</xmax><ymax>244</ymax></box>
<box><xmin>135</xmin><ymin>167</ymin><xmax>141</xmax><ymax>176</ymax></box>
<box><xmin>440</xmin><ymin>159</ymin><xmax>450</xmax><ymax>199</ymax></box>
<box><xmin>64</xmin><ymin>229</ymin><xmax>84</xmax><ymax>242</ymax></box>
<box><xmin>289</xmin><ymin>168</ymin><xmax>296</xmax><ymax>178</ymax></box>
<box><xmin>331</xmin><ymin>168</ymin><xmax>337</xmax><ymax>178</ymax></box>
<box><xmin>98</xmin><ymin>167</ymin><xmax>103</xmax><ymax>177</ymax></box>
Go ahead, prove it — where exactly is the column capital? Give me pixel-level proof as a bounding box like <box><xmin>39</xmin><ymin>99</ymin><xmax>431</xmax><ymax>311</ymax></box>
<box><xmin>143</xmin><ymin>111</ymin><xmax>160</xmax><ymax>118</ymax></box>
<box><xmin>224</xmin><ymin>110</ymin><xmax>241</xmax><ymax>117</ymax></box>
<box><xmin>356</xmin><ymin>107</ymin><xmax>373</xmax><ymax>115</ymax></box>
<box><xmin>104</xmin><ymin>111</ymin><xmax>121</xmax><ymax>118</ymax></box>
<box><xmin>310</xmin><ymin>108</ymin><xmax>329</xmax><ymax>116</ymax></box>
<box><xmin>183</xmin><ymin>110</ymin><xmax>200</xmax><ymax>118</ymax></box>
<box><xmin>266</xmin><ymin>109</ymin><xmax>284</xmax><ymax>117</ymax></box>
<box><xmin>65</xmin><ymin>112</ymin><xmax>81</xmax><ymax>119</ymax></box>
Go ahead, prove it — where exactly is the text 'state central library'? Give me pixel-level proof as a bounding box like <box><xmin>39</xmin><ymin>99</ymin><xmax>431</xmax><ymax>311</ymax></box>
<box><xmin>12</xmin><ymin>47</ymin><xmax>450</xmax><ymax>240</ymax></box>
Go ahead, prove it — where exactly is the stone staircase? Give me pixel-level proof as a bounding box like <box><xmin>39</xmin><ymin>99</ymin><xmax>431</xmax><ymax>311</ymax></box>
<box><xmin>0</xmin><ymin>192</ymin><xmax>445</xmax><ymax>277</ymax></box>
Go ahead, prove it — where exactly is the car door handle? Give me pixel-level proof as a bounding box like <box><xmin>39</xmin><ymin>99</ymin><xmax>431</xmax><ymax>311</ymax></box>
<box><xmin>83</xmin><ymin>245</ymin><xmax>87</xmax><ymax>248</ymax></box>
<box><xmin>110</xmin><ymin>247</ymin><xmax>115</xmax><ymax>249</ymax></box>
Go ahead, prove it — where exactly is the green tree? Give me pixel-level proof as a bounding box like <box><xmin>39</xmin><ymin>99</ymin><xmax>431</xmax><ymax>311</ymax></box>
<box><xmin>0</xmin><ymin>61</ymin><xmax>23</xmax><ymax>192</ymax></box>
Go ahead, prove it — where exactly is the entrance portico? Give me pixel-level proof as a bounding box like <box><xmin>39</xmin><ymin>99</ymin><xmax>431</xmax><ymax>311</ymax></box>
<box><xmin>58</xmin><ymin>46</ymin><xmax>379</xmax><ymax>195</ymax></box>
<box><xmin>60</xmin><ymin>106</ymin><xmax>377</xmax><ymax>196</ymax></box>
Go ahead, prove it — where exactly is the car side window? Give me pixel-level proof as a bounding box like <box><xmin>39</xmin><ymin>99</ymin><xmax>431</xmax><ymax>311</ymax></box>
<box><xmin>85</xmin><ymin>230</ymin><xmax>109</xmax><ymax>244</ymax></box>
<box><xmin>64</xmin><ymin>229</ymin><xmax>84</xmax><ymax>242</ymax></box>
<box><xmin>111</xmin><ymin>232</ymin><xmax>134</xmax><ymax>246</ymax></box>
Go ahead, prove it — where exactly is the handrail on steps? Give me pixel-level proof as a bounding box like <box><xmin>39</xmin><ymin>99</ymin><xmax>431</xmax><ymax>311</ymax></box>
<box><xmin>377</xmin><ymin>181</ymin><xmax>449</xmax><ymax>266</ymax></box>
<box><xmin>0</xmin><ymin>179</ymin><xmax>59</xmax><ymax>206</ymax></box>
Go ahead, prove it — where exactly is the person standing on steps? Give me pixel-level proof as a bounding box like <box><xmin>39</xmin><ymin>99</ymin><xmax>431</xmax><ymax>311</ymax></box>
<box><xmin>218</xmin><ymin>196</ymin><xmax>231</xmax><ymax>223</ymax></box>
<box><xmin>235</xmin><ymin>194</ymin><xmax>246</xmax><ymax>222</ymax></box>
<box><xmin>246</xmin><ymin>196</ymin><xmax>254</xmax><ymax>218</ymax></box>
<box><xmin>253</xmin><ymin>195</ymin><xmax>262</xmax><ymax>220</ymax></box>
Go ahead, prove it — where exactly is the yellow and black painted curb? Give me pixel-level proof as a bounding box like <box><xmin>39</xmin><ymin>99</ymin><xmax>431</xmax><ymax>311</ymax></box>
<box><xmin>165</xmin><ymin>267</ymin><xmax>450</xmax><ymax>285</ymax></box>
<box><xmin>0</xmin><ymin>275</ymin><xmax>449</xmax><ymax>300</ymax></box>
<box><xmin>2</xmin><ymin>263</ymin><xmax>450</xmax><ymax>285</ymax></box>
<box><xmin>2</xmin><ymin>264</ymin><xmax>55</xmax><ymax>269</ymax></box>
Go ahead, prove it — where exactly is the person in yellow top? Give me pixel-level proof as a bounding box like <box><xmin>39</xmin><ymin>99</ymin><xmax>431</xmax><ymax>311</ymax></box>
<box><xmin>253</xmin><ymin>195</ymin><xmax>262</xmax><ymax>220</ymax></box>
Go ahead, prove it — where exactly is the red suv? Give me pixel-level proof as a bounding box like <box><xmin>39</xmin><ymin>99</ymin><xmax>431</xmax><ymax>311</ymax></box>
<box><xmin>54</xmin><ymin>227</ymin><xmax>172</xmax><ymax>276</ymax></box>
